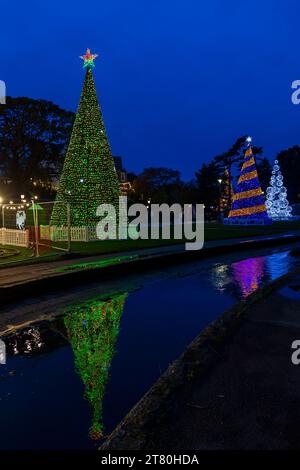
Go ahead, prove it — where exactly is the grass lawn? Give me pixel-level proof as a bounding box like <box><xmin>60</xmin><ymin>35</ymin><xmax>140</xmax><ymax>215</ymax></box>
<box><xmin>204</xmin><ymin>220</ymin><xmax>300</xmax><ymax>241</ymax></box>
<box><xmin>0</xmin><ymin>245</ymin><xmax>34</xmax><ymax>265</ymax></box>
<box><xmin>65</xmin><ymin>220</ymin><xmax>300</xmax><ymax>256</ymax></box>
<box><xmin>0</xmin><ymin>220</ymin><xmax>300</xmax><ymax>267</ymax></box>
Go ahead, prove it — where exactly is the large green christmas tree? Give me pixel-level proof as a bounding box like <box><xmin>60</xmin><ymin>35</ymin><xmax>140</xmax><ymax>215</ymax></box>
<box><xmin>51</xmin><ymin>49</ymin><xmax>121</xmax><ymax>227</ymax></box>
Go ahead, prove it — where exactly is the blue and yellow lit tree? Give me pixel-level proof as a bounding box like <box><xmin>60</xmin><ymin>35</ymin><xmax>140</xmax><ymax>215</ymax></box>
<box><xmin>225</xmin><ymin>137</ymin><xmax>272</xmax><ymax>224</ymax></box>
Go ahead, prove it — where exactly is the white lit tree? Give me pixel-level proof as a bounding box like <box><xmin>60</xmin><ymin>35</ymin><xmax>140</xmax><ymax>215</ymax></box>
<box><xmin>265</xmin><ymin>160</ymin><xmax>292</xmax><ymax>219</ymax></box>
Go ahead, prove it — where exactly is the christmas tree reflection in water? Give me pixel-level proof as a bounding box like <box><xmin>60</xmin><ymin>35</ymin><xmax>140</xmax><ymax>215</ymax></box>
<box><xmin>64</xmin><ymin>293</ymin><xmax>127</xmax><ymax>440</ymax></box>
<box><xmin>232</xmin><ymin>257</ymin><xmax>265</xmax><ymax>298</ymax></box>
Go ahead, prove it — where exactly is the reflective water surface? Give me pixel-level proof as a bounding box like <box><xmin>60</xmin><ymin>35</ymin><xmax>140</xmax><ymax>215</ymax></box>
<box><xmin>0</xmin><ymin>244</ymin><xmax>299</xmax><ymax>449</ymax></box>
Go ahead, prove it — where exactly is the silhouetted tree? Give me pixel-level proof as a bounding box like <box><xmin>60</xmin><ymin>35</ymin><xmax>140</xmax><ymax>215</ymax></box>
<box><xmin>256</xmin><ymin>157</ymin><xmax>272</xmax><ymax>192</ymax></box>
<box><xmin>179</xmin><ymin>180</ymin><xmax>200</xmax><ymax>204</ymax></box>
<box><xmin>195</xmin><ymin>161</ymin><xmax>220</xmax><ymax>219</ymax></box>
<box><xmin>277</xmin><ymin>146</ymin><xmax>300</xmax><ymax>203</ymax></box>
<box><xmin>0</xmin><ymin>97</ymin><xmax>74</xmax><ymax>198</ymax></box>
<box><xmin>132</xmin><ymin>167</ymin><xmax>183</xmax><ymax>204</ymax></box>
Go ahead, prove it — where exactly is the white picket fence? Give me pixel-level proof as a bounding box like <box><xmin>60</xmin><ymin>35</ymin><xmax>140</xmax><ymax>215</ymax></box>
<box><xmin>40</xmin><ymin>225</ymin><xmax>98</xmax><ymax>242</ymax></box>
<box><xmin>0</xmin><ymin>228</ymin><xmax>30</xmax><ymax>247</ymax></box>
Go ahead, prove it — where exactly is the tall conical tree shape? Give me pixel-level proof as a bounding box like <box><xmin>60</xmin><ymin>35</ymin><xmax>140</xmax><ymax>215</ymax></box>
<box><xmin>265</xmin><ymin>160</ymin><xmax>293</xmax><ymax>219</ymax></box>
<box><xmin>51</xmin><ymin>57</ymin><xmax>121</xmax><ymax>227</ymax></box>
<box><xmin>64</xmin><ymin>293</ymin><xmax>127</xmax><ymax>440</ymax></box>
<box><xmin>226</xmin><ymin>137</ymin><xmax>272</xmax><ymax>224</ymax></box>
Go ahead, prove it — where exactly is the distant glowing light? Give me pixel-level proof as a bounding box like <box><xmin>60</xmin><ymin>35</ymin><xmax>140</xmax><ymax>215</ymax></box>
<box><xmin>266</xmin><ymin>159</ymin><xmax>292</xmax><ymax>219</ymax></box>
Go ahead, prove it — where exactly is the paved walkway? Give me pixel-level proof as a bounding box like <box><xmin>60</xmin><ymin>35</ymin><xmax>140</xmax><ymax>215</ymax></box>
<box><xmin>0</xmin><ymin>244</ymin><xmax>183</xmax><ymax>288</ymax></box>
<box><xmin>0</xmin><ymin>230</ymin><xmax>299</xmax><ymax>289</ymax></box>
<box><xmin>101</xmin><ymin>271</ymin><xmax>300</xmax><ymax>450</ymax></box>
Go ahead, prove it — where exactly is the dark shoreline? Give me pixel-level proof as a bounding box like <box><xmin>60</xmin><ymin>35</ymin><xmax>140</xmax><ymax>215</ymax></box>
<box><xmin>100</xmin><ymin>269</ymin><xmax>300</xmax><ymax>450</ymax></box>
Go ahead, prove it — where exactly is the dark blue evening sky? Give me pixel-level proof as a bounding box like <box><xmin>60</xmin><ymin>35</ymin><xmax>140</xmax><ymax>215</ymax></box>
<box><xmin>1</xmin><ymin>0</ymin><xmax>299</xmax><ymax>179</ymax></box>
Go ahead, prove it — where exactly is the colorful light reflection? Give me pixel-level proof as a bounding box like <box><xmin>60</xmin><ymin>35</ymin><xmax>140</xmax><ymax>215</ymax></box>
<box><xmin>232</xmin><ymin>257</ymin><xmax>265</xmax><ymax>298</ymax></box>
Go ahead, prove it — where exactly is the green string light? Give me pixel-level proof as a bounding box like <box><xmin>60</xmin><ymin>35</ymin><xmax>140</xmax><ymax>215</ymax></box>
<box><xmin>64</xmin><ymin>293</ymin><xmax>127</xmax><ymax>439</ymax></box>
<box><xmin>51</xmin><ymin>52</ymin><xmax>122</xmax><ymax>228</ymax></box>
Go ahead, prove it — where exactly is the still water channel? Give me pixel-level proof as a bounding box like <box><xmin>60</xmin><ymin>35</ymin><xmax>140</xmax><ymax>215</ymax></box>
<box><xmin>0</xmin><ymin>243</ymin><xmax>299</xmax><ymax>449</ymax></box>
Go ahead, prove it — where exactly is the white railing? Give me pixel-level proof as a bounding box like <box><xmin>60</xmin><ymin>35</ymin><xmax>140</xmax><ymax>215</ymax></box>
<box><xmin>40</xmin><ymin>225</ymin><xmax>98</xmax><ymax>242</ymax></box>
<box><xmin>0</xmin><ymin>228</ymin><xmax>30</xmax><ymax>247</ymax></box>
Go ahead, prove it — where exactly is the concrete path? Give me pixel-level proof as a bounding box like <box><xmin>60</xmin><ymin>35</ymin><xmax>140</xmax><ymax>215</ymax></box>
<box><xmin>0</xmin><ymin>244</ymin><xmax>180</xmax><ymax>288</ymax></box>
